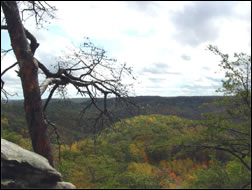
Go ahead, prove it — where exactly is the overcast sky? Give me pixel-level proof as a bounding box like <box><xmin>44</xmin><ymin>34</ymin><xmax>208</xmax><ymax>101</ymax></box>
<box><xmin>1</xmin><ymin>1</ymin><xmax>251</xmax><ymax>99</ymax></box>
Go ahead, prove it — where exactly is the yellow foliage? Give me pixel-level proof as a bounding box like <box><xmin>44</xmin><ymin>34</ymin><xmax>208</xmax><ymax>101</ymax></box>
<box><xmin>19</xmin><ymin>138</ymin><xmax>32</xmax><ymax>151</ymax></box>
<box><xmin>1</xmin><ymin>117</ymin><xmax>8</xmax><ymax>125</ymax></box>
<box><xmin>61</xmin><ymin>144</ymin><xmax>71</xmax><ymax>151</ymax></box>
<box><xmin>170</xmin><ymin>160</ymin><xmax>177</xmax><ymax>170</ymax></box>
<box><xmin>182</xmin><ymin>173</ymin><xmax>198</xmax><ymax>188</ymax></box>
<box><xmin>185</xmin><ymin>173</ymin><xmax>197</xmax><ymax>181</ymax></box>
<box><xmin>127</xmin><ymin>162</ymin><xmax>153</xmax><ymax>176</ymax></box>
<box><xmin>70</xmin><ymin>142</ymin><xmax>79</xmax><ymax>152</ymax></box>
<box><xmin>168</xmin><ymin>183</ymin><xmax>177</xmax><ymax>189</ymax></box>
<box><xmin>68</xmin><ymin>168</ymin><xmax>95</xmax><ymax>189</ymax></box>
<box><xmin>184</xmin><ymin>157</ymin><xmax>194</xmax><ymax>170</ymax></box>
<box><xmin>129</xmin><ymin>144</ymin><xmax>140</xmax><ymax>156</ymax></box>
<box><xmin>129</xmin><ymin>143</ymin><xmax>147</xmax><ymax>161</ymax></box>
<box><xmin>101</xmin><ymin>140</ymin><xmax>108</xmax><ymax>145</ymax></box>
<box><xmin>146</xmin><ymin>117</ymin><xmax>154</xmax><ymax>124</ymax></box>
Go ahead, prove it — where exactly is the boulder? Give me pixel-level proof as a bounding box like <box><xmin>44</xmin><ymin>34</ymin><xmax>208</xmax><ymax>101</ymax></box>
<box><xmin>1</xmin><ymin>139</ymin><xmax>76</xmax><ymax>189</ymax></box>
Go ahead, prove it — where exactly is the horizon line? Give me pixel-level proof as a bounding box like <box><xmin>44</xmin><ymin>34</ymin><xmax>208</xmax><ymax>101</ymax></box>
<box><xmin>3</xmin><ymin>95</ymin><xmax>224</xmax><ymax>101</ymax></box>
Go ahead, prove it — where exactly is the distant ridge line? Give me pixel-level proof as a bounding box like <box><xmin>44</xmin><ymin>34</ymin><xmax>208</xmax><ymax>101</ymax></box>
<box><xmin>6</xmin><ymin>95</ymin><xmax>223</xmax><ymax>101</ymax></box>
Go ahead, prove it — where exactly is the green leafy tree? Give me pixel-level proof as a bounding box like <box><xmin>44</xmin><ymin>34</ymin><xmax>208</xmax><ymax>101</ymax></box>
<box><xmin>116</xmin><ymin>172</ymin><xmax>160</xmax><ymax>189</ymax></box>
<box><xmin>225</xmin><ymin>157</ymin><xmax>251</xmax><ymax>188</ymax></box>
<box><xmin>196</xmin><ymin>45</ymin><xmax>251</xmax><ymax>188</ymax></box>
<box><xmin>188</xmin><ymin>164</ymin><xmax>231</xmax><ymax>189</ymax></box>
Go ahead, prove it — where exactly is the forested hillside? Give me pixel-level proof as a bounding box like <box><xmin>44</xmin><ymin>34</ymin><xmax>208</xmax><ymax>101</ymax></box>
<box><xmin>2</xmin><ymin>96</ymin><xmax>220</xmax><ymax>144</ymax></box>
<box><xmin>1</xmin><ymin>96</ymin><xmax>250</xmax><ymax>189</ymax></box>
<box><xmin>51</xmin><ymin>115</ymin><xmax>250</xmax><ymax>188</ymax></box>
<box><xmin>1</xmin><ymin>2</ymin><xmax>250</xmax><ymax>189</ymax></box>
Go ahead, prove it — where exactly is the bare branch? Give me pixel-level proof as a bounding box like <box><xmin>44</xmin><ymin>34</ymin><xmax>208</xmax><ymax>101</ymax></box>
<box><xmin>1</xmin><ymin>87</ymin><xmax>18</xmax><ymax>103</ymax></box>
<box><xmin>43</xmin><ymin>83</ymin><xmax>60</xmax><ymax>112</ymax></box>
<box><xmin>185</xmin><ymin>144</ymin><xmax>251</xmax><ymax>171</ymax></box>
<box><xmin>40</xmin><ymin>77</ymin><xmax>61</xmax><ymax>96</ymax></box>
<box><xmin>17</xmin><ymin>1</ymin><xmax>57</xmax><ymax>28</ymax></box>
<box><xmin>1</xmin><ymin>62</ymin><xmax>18</xmax><ymax>79</ymax></box>
<box><xmin>1</xmin><ymin>48</ymin><xmax>13</xmax><ymax>61</ymax></box>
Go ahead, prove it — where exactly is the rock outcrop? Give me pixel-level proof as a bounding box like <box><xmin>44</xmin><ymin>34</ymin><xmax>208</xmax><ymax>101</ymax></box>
<box><xmin>1</xmin><ymin>139</ymin><xmax>76</xmax><ymax>189</ymax></box>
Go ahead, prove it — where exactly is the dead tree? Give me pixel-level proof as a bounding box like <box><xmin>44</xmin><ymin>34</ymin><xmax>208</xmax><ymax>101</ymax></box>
<box><xmin>1</xmin><ymin>1</ymin><xmax>135</xmax><ymax>167</ymax></box>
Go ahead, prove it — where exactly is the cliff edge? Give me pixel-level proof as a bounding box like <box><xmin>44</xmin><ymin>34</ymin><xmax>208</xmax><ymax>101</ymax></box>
<box><xmin>1</xmin><ymin>139</ymin><xmax>76</xmax><ymax>189</ymax></box>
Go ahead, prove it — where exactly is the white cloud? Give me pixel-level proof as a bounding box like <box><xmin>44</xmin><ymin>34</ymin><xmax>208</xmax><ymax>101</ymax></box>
<box><xmin>1</xmin><ymin>54</ymin><xmax>23</xmax><ymax>99</ymax></box>
<box><xmin>1</xmin><ymin>1</ymin><xmax>251</xmax><ymax>99</ymax></box>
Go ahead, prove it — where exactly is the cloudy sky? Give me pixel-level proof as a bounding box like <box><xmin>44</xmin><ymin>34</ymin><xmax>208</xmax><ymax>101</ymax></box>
<box><xmin>1</xmin><ymin>1</ymin><xmax>251</xmax><ymax>99</ymax></box>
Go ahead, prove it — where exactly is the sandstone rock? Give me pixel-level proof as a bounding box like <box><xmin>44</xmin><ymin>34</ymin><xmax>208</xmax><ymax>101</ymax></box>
<box><xmin>53</xmin><ymin>182</ymin><xmax>77</xmax><ymax>189</ymax></box>
<box><xmin>1</xmin><ymin>139</ymin><xmax>76</xmax><ymax>189</ymax></box>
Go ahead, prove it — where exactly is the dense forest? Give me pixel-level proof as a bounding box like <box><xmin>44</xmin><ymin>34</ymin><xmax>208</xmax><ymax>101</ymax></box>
<box><xmin>1</xmin><ymin>96</ymin><xmax>251</xmax><ymax>189</ymax></box>
<box><xmin>2</xmin><ymin>96</ymin><xmax>220</xmax><ymax>144</ymax></box>
<box><xmin>1</xmin><ymin>1</ymin><xmax>250</xmax><ymax>189</ymax></box>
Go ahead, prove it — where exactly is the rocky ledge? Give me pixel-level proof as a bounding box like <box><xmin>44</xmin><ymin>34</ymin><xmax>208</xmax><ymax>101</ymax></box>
<box><xmin>1</xmin><ymin>139</ymin><xmax>76</xmax><ymax>189</ymax></box>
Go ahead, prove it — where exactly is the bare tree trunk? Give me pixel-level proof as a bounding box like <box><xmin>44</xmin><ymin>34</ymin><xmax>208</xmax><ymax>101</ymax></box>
<box><xmin>2</xmin><ymin>1</ymin><xmax>54</xmax><ymax>167</ymax></box>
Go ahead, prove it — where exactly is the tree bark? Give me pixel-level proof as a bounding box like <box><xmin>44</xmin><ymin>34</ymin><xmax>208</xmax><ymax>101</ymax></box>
<box><xmin>2</xmin><ymin>1</ymin><xmax>54</xmax><ymax>167</ymax></box>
